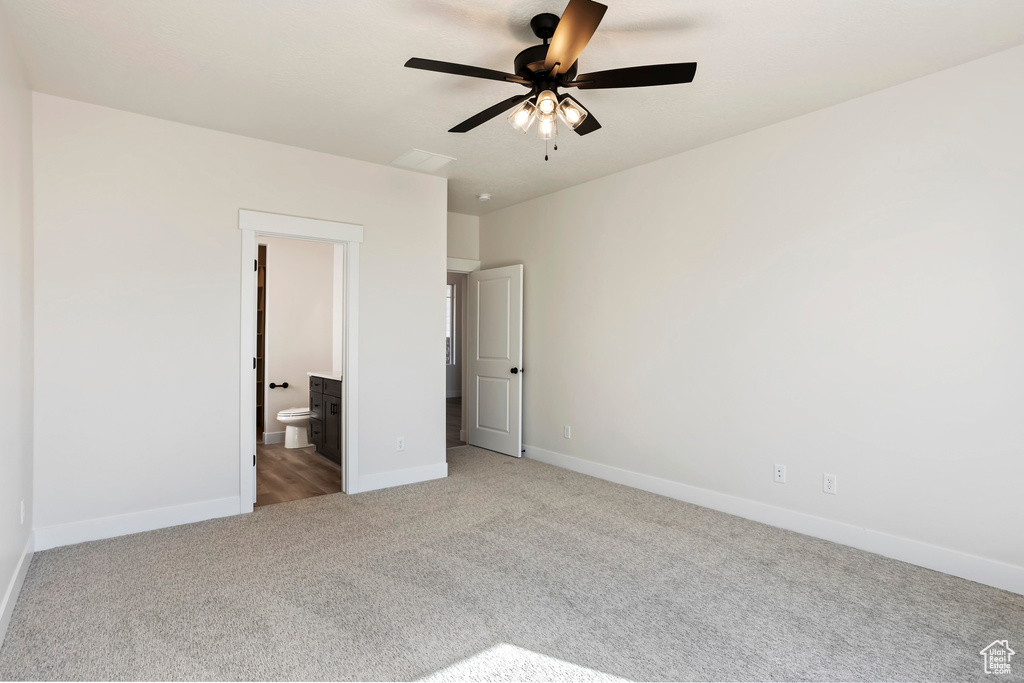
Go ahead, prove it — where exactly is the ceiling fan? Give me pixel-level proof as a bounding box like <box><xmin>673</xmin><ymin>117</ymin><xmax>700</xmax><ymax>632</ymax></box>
<box><xmin>405</xmin><ymin>0</ymin><xmax>696</xmax><ymax>156</ymax></box>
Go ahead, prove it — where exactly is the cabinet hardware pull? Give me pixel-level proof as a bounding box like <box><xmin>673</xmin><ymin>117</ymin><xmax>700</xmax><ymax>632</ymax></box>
<box><xmin>269</xmin><ymin>382</ymin><xmax>289</xmax><ymax>389</ymax></box>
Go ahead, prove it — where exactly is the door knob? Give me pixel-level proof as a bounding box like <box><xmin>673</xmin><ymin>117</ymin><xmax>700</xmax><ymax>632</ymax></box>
<box><xmin>510</xmin><ymin>367</ymin><xmax>523</xmax><ymax>375</ymax></box>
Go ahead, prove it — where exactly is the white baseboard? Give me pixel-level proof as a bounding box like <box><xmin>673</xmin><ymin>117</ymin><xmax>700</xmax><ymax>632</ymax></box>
<box><xmin>446</xmin><ymin>390</ymin><xmax>462</xmax><ymax>398</ymax></box>
<box><xmin>359</xmin><ymin>462</ymin><xmax>448</xmax><ymax>493</ymax></box>
<box><xmin>524</xmin><ymin>445</ymin><xmax>1024</xmax><ymax>596</ymax></box>
<box><xmin>33</xmin><ymin>497</ymin><xmax>241</xmax><ymax>551</ymax></box>
<box><xmin>1</xmin><ymin>532</ymin><xmax>34</xmax><ymax>648</ymax></box>
<box><xmin>460</xmin><ymin>430</ymin><xmax>468</xmax><ymax>442</ymax></box>
<box><xmin>262</xmin><ymin>431</ymin><xmax>285</xmax><ymax>445</ymax></box>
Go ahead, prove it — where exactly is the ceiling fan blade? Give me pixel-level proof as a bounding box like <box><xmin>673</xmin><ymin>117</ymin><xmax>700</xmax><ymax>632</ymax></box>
<box><xmin>449</xmin><ymin>93</ymin><xmax>533</xmax><ymax>133</ymax></box>
<box><xmin>405</xmin><ymin>58</ymin><xmax>530</xmax><ymax>86</ymax></box>
<box><xmin>544</xmin><ymin>0</ymin><xmax>608</xmax><ymax>77</ymax></box>
<box><xmin>572</xmin><ymin>62</ymin><xmax>697</xmax><ymax>89</ymax></box>
<box><xmin>573</xmin><ymin>110</ymin><xmax>601</xmax><ymax>136</ymax></box>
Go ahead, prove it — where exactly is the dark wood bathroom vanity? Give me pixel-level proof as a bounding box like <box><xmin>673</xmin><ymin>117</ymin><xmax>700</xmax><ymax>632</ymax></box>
<box><xmin>309</xmin><ymin>374</ymin><xmax>342</xmax><ymax>466</ymax></box>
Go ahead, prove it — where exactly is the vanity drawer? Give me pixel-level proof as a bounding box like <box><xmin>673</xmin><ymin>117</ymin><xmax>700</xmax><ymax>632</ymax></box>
<box><xmin>309</xmin><ymin>392</ymin><xmax>324</xmax><ymax>420</ymax></box>
<box><xmin>308</xmin><ymin>418</ymin><xmax>324</xmax><ymax>451</ymax></box>
<box><xmin>324</xmin><ymin>378</ymin><xmax>342</xmax><ymax>398</ymax></box>
<box><xmin>309</xmin><ymin>376</ymin><xmax>324</xmax><ymax>393</ymax></box>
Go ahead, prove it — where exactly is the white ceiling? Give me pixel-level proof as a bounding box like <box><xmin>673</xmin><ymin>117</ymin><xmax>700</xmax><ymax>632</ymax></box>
<box><xmin>4</xmin><ymin>0</ymin><xmax>1023</xmax><ymax>215</ymax></box>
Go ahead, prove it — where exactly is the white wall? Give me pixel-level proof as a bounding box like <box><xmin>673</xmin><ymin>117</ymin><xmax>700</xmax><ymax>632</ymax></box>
<box><xmin>260</xmin><ymin>236</ymin><xmax>334</xmax><ymax>437</ymax></box>
<box><xmin>480</xmin><ymin>46</ymin><xmax>1024</xmax><ymax>588</ymax></box>
<box><xmin>32</xmin><ymin>94</ymin><xmax>447</xmax><ymax>541</ymax></box>
<box><xmin>0</xmin><ymin>6</ymin><xmax>34</xmax><ymax>640</ymax></box>
<box><xmin>447</xmin><ymin>212</ymin><xmax>479</xmax><ymax>260</ymax></box>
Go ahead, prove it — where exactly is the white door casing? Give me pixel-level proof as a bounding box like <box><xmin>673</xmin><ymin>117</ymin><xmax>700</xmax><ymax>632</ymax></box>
<box><xmin>238</xmin><ymin>209</ymin><xmax>363</xmax><ymax>509</ymax></box>
<box><xmin>468</xmin><ymin>265</ymin><xmax>523</xmax><ymax>457</ymax></box>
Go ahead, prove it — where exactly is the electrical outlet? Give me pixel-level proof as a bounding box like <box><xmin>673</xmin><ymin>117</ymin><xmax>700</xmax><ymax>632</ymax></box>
<box><xmin>563</xmin><ymin>425</ymin><xmax>571</xmax><ymax>439</ymax></box>
<box><xmin>20</xmin><ymin>500</ymin><xmax>25</xmax><ymax>525</ymax></box>
<box><xmin>823</xmin><ymin>473</ymin><xmax>837</xmax><ymax>495</ymax></box>
<box><xmin>396</xmin><ymin>437</ymin><xmax>405</xmax><ymax>452</ymax></box>
<box><xmin>774</xmin><ymin>464</ymin><xmax>786</xmax><ymax>483</ymax></box>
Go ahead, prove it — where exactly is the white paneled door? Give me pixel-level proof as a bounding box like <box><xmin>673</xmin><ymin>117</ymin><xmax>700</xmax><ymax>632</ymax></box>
<box><xmin>468</xmin><ymin>265</ymin><xmax>523</xmax><ymax>457</ymax></box>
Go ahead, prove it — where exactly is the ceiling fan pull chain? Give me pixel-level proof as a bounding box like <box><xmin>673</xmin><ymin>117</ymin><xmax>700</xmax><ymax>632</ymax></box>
<box><xmin>545</xmin><ymin>138</ymin><xmax>549</xmax><ymax>162</ymax></box>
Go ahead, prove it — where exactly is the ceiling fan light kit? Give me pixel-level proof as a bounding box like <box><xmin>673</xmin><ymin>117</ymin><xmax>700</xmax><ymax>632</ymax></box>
<box><xmin>537</xmin><ymin>118</ymin><xmax>557</xmax><ymax>141</ymax></box>
<box><xmin>536</xmin><ymin>90</ymin><xmax>559</xmax><ymax>118</ymax></box>
<box><xmin>405</xmin><ymin>0</ymin><xmax>697</xmax><ymax>160</ymax></box>
<box><xmin>557</xmin><ymin>96</ymin><xmax>588</xmax><ymax>130</ymax></box>
<box><xmin>508</xmin><ymin>99</ymin><xmax>538</xmax><ymax>134</ymax></box>
<box><xmin>535</xmin><ymin>90</ymin><xmax>559</xmax><ymax>144</ymax></box>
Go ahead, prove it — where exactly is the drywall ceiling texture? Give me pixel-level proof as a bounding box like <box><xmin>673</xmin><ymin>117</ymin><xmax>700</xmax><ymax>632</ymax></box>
<box><xmin>480</xmin><ymin>45</ymin><xmax>1024</xmax><ymax>582</ymax></box>
<box><xmin>4</xmin><ymin>0</ymin><xmax>1024</xmax><ymax>215</ymax></box>
<box><xmin>0</xmin><ymin>5</ymin><xmax>33</xmax><ymax>638</ymax></box>
<box><xmin>259</xmin><ymin>236</ymin><xmax>334</xmax><ymax>437</ymax></box>
<box><xmin>31</xmin><ymin>94</ymin><xmax>447</xmax><ymax>535</ymax></box>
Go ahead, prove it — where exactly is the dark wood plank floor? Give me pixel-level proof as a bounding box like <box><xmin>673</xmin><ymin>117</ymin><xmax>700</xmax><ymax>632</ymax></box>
<box><xmin>256</xmin><ymin>441</ymin><xmax>342</xmax><ymax>507</ymax></box>
<box><xmin>447</xmin><ymin>396</ymin><xmax>465</xmax><ymax>448</ymax></box>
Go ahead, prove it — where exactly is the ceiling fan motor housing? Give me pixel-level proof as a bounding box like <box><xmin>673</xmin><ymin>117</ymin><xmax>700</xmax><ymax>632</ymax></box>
<box><xmin>514</xmin><ymin>43</ymin><xmax>578</xmax><ymax>82</ymax></box>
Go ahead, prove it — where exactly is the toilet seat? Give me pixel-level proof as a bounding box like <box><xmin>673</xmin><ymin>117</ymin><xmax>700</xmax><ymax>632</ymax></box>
<box><xmin>275</xmin><ymin>407</ymin><xmax>312</xmax><ymax>449</ymax></box>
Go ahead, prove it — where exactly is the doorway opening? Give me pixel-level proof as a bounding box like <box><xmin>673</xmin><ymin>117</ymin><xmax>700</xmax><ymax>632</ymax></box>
<box><xmin>446</xmin><ymin>271</ymin><xmax>467</xmax><ymax>448</ymax></box>
<box><xmin>239</xmin><ymin>209</ymin><xmax>363</xmax><ymax>513</ymax></box>
<box><xmin>254</xmin><ymin>237</ymin><xmax>344</xmax><ymax>507</ymax></box>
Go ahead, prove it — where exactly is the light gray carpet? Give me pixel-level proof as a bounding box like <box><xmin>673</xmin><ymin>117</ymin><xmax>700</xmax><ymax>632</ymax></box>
<box><xmin>1</xmin><ymin>446</ymin><xmax>1021</xmax><ymax>681</ymax></box>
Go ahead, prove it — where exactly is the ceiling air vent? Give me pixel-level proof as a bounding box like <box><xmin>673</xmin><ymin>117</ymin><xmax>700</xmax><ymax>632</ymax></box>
<box><xmin>391</xmin><ymin>149</ymin><xmax>456</xmax><ymax>173</ymax></box>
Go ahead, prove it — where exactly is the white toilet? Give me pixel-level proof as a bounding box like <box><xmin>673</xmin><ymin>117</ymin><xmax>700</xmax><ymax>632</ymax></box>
<box><xmin>277</xmin><ymin>407</ymin><xmax>311</xmax><ymax>448</ymax></box>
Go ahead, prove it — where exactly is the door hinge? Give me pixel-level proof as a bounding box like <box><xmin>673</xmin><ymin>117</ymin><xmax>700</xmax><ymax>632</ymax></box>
<box><xmin>254</xmin><ymin>259</ymin><xmax>258</xmax><ymax>272</ymax></box>
<box><xmin>253</xmin><ymin>454</ymin><xmax>256</xmax><ymax>466</ymax></box>
<box><xmin>253</xmin><ymin>357</ymin><xmax>256</xmax><ymax>370</ymax></box>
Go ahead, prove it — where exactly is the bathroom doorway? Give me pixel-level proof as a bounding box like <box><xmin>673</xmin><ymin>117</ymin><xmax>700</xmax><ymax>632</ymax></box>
<box><xmin>446</xmin><ymin>271</ymin><xmax>467</xmax><ymax>448</ymax></box>
<box><xmin>239</xmin><ymin>209</ymin><xmax>363</xmax><ymax>513</ymax></box>
<box><xmin>253</xmin><ymin>237</ymin><xmax>344</xmax><ymax>507</ymax></box>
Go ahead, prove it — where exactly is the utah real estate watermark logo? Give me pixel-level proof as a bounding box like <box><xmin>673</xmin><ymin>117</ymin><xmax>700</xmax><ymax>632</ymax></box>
<box><xmin>980</xmin><ymin>640</ymin><xmax>1014</xmax><ymax>675</ymax></box>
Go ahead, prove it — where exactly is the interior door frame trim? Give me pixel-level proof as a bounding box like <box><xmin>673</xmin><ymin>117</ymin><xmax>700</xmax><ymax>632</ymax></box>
<box><xmin>238</xmin><ymin>209</ymin><xmax>364</xmax><ymax>511</ymax></box>
<box><xmin>447</xmin><ymin>259</ymin><xmax>479</xmax><ymax>443</ymax></box>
